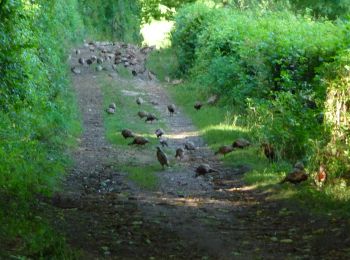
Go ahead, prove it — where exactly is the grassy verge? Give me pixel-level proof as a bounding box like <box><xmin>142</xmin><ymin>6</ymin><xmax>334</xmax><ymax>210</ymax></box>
<box><xmin>99</xmin><ymin>71</ymin><xmax>169</xmax><ymax>190</ymax></box>
<box><xmin>147</xmin><ymin>48</ymin><xmax>350</xmax><ymax>217</ymax></box>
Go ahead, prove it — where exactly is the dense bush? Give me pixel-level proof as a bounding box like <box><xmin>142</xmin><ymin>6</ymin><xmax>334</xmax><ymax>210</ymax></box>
<box><xmin>171</xmin><ymin>3</ymin><xmax>349</xmax><ymax>169</ymax></box>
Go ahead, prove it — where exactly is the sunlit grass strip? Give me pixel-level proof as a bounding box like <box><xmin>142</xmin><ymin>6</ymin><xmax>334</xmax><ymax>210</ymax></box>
<box><xmin>120</xmin><ymin>164</ymin><xmax>159</xmax><ymax>190</ymax></box>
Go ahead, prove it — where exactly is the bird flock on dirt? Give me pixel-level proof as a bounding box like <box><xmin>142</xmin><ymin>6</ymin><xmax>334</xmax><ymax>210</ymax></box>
<box><xmin>73</xmin><ymin>41</ymin><xmax>327</xmax><ymax>186</ymax></box>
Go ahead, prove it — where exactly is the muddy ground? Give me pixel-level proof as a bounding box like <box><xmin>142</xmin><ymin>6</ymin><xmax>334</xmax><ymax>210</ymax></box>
<box><xmin>46</xmin><ymin>42</ymin><xmax>350</xmax><ymax>259</ymax></box>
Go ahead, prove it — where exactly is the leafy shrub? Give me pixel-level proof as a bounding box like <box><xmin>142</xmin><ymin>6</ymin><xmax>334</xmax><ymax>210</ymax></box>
<box><xmin>171</xmin><ymin>3</ymin><xmax>349</xmax><ymax>163</ymax></box>
<box><xmin>171</xmin><ymin>3</ymin><xmax>214</xmax><ymax>73</ymax></box>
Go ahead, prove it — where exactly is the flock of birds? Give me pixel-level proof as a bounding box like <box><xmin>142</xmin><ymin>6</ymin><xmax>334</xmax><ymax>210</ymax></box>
<box><xmin>115</xmin><ymin>96</ymin><xmax>223</xmax><ymax>177</ymax></box>
<box><xmin>73</xmin><ymin>41</ymin><xmax>327</xmax><ymax>187</ymax></box>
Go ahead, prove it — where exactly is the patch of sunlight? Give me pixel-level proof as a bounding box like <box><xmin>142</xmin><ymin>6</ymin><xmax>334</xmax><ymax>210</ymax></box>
<box><xmin>269</xmin><ymin>189</ymin><xmax>297</xmax><ymax>200</ymax></box>
<box><xmin>141</xmin><ymin>20</ymin><xmax>174</xmax><ymax>49</ymax></box>
<box><xmin>166</xmin><ymin>130</ymin><xmax>201</xmax><ymax>139</ymax></box>
<box><xmin>202</xmin><ymin>124</ymin><xmax>249</xmax><ymax>133</ymax></box>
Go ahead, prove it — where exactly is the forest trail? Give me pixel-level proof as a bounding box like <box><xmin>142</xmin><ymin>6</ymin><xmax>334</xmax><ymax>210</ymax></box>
<box><xmin>48</xmin><ymin>42</ymin><xmax>350</xmax><ymax>259</ymax></box>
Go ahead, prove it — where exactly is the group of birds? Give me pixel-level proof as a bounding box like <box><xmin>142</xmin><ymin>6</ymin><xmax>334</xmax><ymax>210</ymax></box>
<box><xmin>114</xmin><ymin>95</ymin><xmax>223</xmax><ymax>177</ymax></box>
<box><xmin>279</xmin><ymin>162</ymin><xmax>327</xmax><ymax>187</ymax></box>
<box><xmin>71</xmin><ymin>41</ymin><xmax>156</xmax><ymax>80</ymax></box>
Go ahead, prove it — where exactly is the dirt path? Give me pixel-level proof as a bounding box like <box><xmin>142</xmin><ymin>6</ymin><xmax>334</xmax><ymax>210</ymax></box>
<box><xmin>49</xmin><ymin>42</ymin><xmax>350</xmax><ymax>259</ymax></box>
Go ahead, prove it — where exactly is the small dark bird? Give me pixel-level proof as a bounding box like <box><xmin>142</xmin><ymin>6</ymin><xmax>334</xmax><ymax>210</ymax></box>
<box><xmin>175</xmin><ymin>148</ymin><xmax>185</xmax><ymax>160</ymax></box>
<box><xmin>75</xmin><ymin>49</ymin><xmax>80</xmax><ymax>55</ymax></box>
<box><xmin>136</xmin><ymin>97</ymin><xmax>144</xmax><ymax>105</ymax></box>
<box><xmin>159</xmin><ymin>137</ymin><xmax>168</xmax><ymax>147</ymax></box>
<box><xmin>195</xmin><ymin>164</ymin><xmax>218</xmax><ymax>177</ymax></box>
<box><xmin>105</xmin><ymin>107</ymin><xmax>115</xmax><ymax>114</ymax></box>
<box><xmin>138</xmin><ymin>111</ymin><xmax>149</xmax><ymax>119</ymax></box>
<box><xmin>184</xmin><ymin>141</ymin><xmax>196</xmax><ymax>151</ymax></box>
<box><xmin>128</xmin><ymin>136</ymin><xmax>149</xmax><ymax>146</ymax></box>
<box><xmin>261</xmin><ymin>143</ymin><xmax>276</xmax><ymax>162</ymax></box>
<box><xmin>214</xmin><ymin>145</ymin><xmax>234</xmax><ymax>156</ymax></box>
<box><xmin>232</xmin><ymin>138</ymin><xmax>251</xmax><ymax>149</ymax></box>
<box><xmin>97</xmin><ymin>57</ymin><xmax>103</xmax><ymax>64</ymax></box>
<box><xmin>132</xmin><ymin>70</ymin><xmax>137</xmax><ymax>76</ymax></box>
<box><xmin>78</xmin><ymin>57</ymin><xmax>85</xmax><ymax>65</ymax></box>
<box><xmin>121</xmin><ymin>129</ymin><xmax>135</xmax><ymax>139</ymax></box>
<box><xmin>109</xmin><ymin>103</ymin><xmax>117</xmax><ymax>110</ymax></box>
<box><xmin>157</xmin><ymin>147</ymin><xmax>169</xmax><ymax>169</ymax></box>
<box><xmin>280</xmin><ymin>162</ymin><xmax>308</xmax><ymax>184</ymax></box>
<box><xmin>86</xmin><ymin>59</ymin><xmax>93</xmax><ymax>65</ymax></box>
<box><xmin>145</xmin><ymin>114</ymin><xmax>158</xmax><ymax>123</ymax></box>
<box><xmin>155</xmin><ymin>128</ymin><xmax>165</xmax><ymax>138</ymax></box>
<box><xmin>167</xmin><ymin>104</ymin><xmax>176</xmax><ymax>116</ymax></box>
<box><xmin>194</xmin><ymin>101</ymin><xmax>203</xmax><ymax>110</ymax></box>
<box><xmin>314</xmin><ymin>165</ymin><xmax>327</xmax><ymax>187</ymax></box>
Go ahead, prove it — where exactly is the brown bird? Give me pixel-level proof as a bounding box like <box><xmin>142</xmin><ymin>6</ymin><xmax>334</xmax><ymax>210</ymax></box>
<box><xmin>175</xmin><ymin>148</ymin><xmax>185</xmax><ymax>160</ymax></box>
<box><xmin>159</xmin><ymin>137</ymin><xmax>168</xmax><ymax>147</ymax></box>
<box><xmin>109</xmin><ymin>103</ymin><xmax>117</xmax><ymax>110</ymax></box>
<box><xmin>157</xmin><ymin>147</ymin><xmax>169</xmax><ymax>169</ymax></box>
<box><xmin>78</xmin><ymin>57</ymin><xmax>85</xmax><ymax>65</ymax></box>
<box><xmin>121</xmin><ymin>129</ymin><xmax>135</xmax><ymax>139</ymax></box>
<box><xmin>280</xmin><ymin>162</ymin><xmax>308</xmax><ymax>184</ymax></box>
<box><xmin>155</xmin><ymin>128</ymin><xmax>164</xmax><ymax>138</ymax></box>
<box><xmin>232</xmin><ymin>138</ymin><xmax>251</xmax><ymax>149</ymax></box>
<box><xmin>136</xmin><ymin>97</ymin><xmax>144</xmax><ymax>105</ymax></box>
<box><xmin>314</xmin><ymin>165</ymin><xmax>327</xmax><ymax>187</ymax></box>
<box><xmin>106</xmin><ymin>107</ymin><xmax>115</xmax><ymax>114</ymax></box>
<box><xmin>214</xmin><ymin>145</ymin><xmax>234</xmax><ymax>157</ymax></box>
<box><xmin>184</xmin><ymin>141</ymin><xmax>196</xmax><ymax>151</ymax></box>
<box><xmin>137</xmin><ymin>111</ymin><xmax>149</xmax><ymax>119</ymax></box>
<box><xmin>71</xmin><ymin>67</ymin><xmax>81</xmax><ymax>74</ymax></box>
<box><xmin>194</xmin><ymin>101</ymin><xmax>203</xmax><ymax>110</ymax></box>
<box><xmin>261</xmin><ymin>143</ymin><xmax>276</xmax><ymax>162</ymax></box>
<box><xmin>128</xmin><ymin>136</ymin><xmax>149</xmax><ymax>146</ymax></box>
<box><xmin>167</xmin><ymin>104</ymin><xmax>176</xmax><ymax>116</ymax></box>
<box><xmin>145</xmin><ymin>114</ymin><xmax>158</xmax><ymax>123</ymax></box>
<box><xmin>195</xmin><ymin>164</ymin><xmax>218</xmax><ymax>177</ymax></box>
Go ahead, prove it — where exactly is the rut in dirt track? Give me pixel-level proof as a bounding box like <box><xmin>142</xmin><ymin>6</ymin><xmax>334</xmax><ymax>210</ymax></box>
<box><xmin>49</xmin><ymin>42</ymin><xmax>350</xmax><ymax>260</ymax></box>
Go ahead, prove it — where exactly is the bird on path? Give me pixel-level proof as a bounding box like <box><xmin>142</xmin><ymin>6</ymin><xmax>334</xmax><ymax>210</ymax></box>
<box><xmin>155</xmin><ymin>128</ymin><xmax>165</xmax><ymax>138</ymax></box>
<box><xmin>261</xmin><ymin>143</ymin><xmax>276</xmax><ymax>162</ymax></box>
<box><xmin>167</xmin><ymin>104</ymin><xmax>176</xmax><ymax>116</ymax></box>
<box><xmin>184</xmin><ymin>141</ymin><xmax>196</xmax><ymax>151</ymax></box>
<box><xmin>159</xmin><ymin>137</ymin><xmax>168</xmax><ymax>147</ymax></box>
<box><xmin>138</xmin><ymin>111</ymin><xmax>149</xmax><ymax>119</ymax></box>
<box><xmin>105</xmin><ymin>107</ymin><xmax>115</xmax><ymax>114</ymax></box>
<box><xmin>280</xmin><ymin>162</ymin><xmax>308</xmax><ymax>184</ymax></box>
<box><xmin>214</xmin><ymin>145</ymin><xmax>234</xmax><ymax>157</ymax></box>
<box><xmin>314</xmin><ymin>165</ymin><xmax>327</xmax><ymax>188</ymax></box>
<box><xmin>128</xmin><ymin>136</ymin><xmax>149</xmax><ymax>146</ymax></box>
<box><xmin>195</xmin><ymin>164</ymin><xmax>218</xmax><ymax>177</ymax></box>
<box><xmin>109</xmin><ymin>103</ymin><xmax>116</xmax><ymax>110</ymax></box>
<box><xmin>71</xmin><ymin>67</ymin><xmax>81</xmax><ymax>75</ymax></box>
<box><xmin>136</xmin><ymin>97</ymin><xmax>144</xmax><ymax>105</ymax></box>
<box><xmin>157</xmin><ymin>146</ymin><xmax>169</xmax><ymax>169</ymax></box>
<box><xmin>145</xmin><ymin>114</ymin><xmax>158</xmax><ymax>123</ymax></box>
<box><xmin>121</xmin><ymin>129</ymin><xmax>135</xmax><ymax>139</ymax></box>
<box><xmin>194</xmin><ymin>102</ymin><xmax>203</xmax><ymax>111</ymax></box>
<box><xmin>78</xmin><ymin>57</ymin><xmax>85</xmax><ymax>65</ymax></box>
<box><xmin>175</xmin><ymin>148</ymin><xmax>185</xmax><ymax>160</ymax></box>
<box><xmin>232</xmin><ymin>138</ymin><xmax>251</xmax><ymax>149</ymax></box>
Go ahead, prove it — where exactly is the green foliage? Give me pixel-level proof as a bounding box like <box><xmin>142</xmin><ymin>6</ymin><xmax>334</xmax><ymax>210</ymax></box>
<box><xmin>78</xmin><ymin>0</ymin><xmax>142</xmax><ymax>43</ymax></box>
<box><xmin>0</xmin><ymin>0</ymin><xmax>83</xmax><ymax>257</ymax></box>
<box><xmin>171</xmin><ymin>3</ymin><xmax>349</xmax><ymax>164</ymax></box>
<box><xmin>171</xmin><ymin>3</ymin><xmax>213</xmax><ymax>74</ymax></box>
